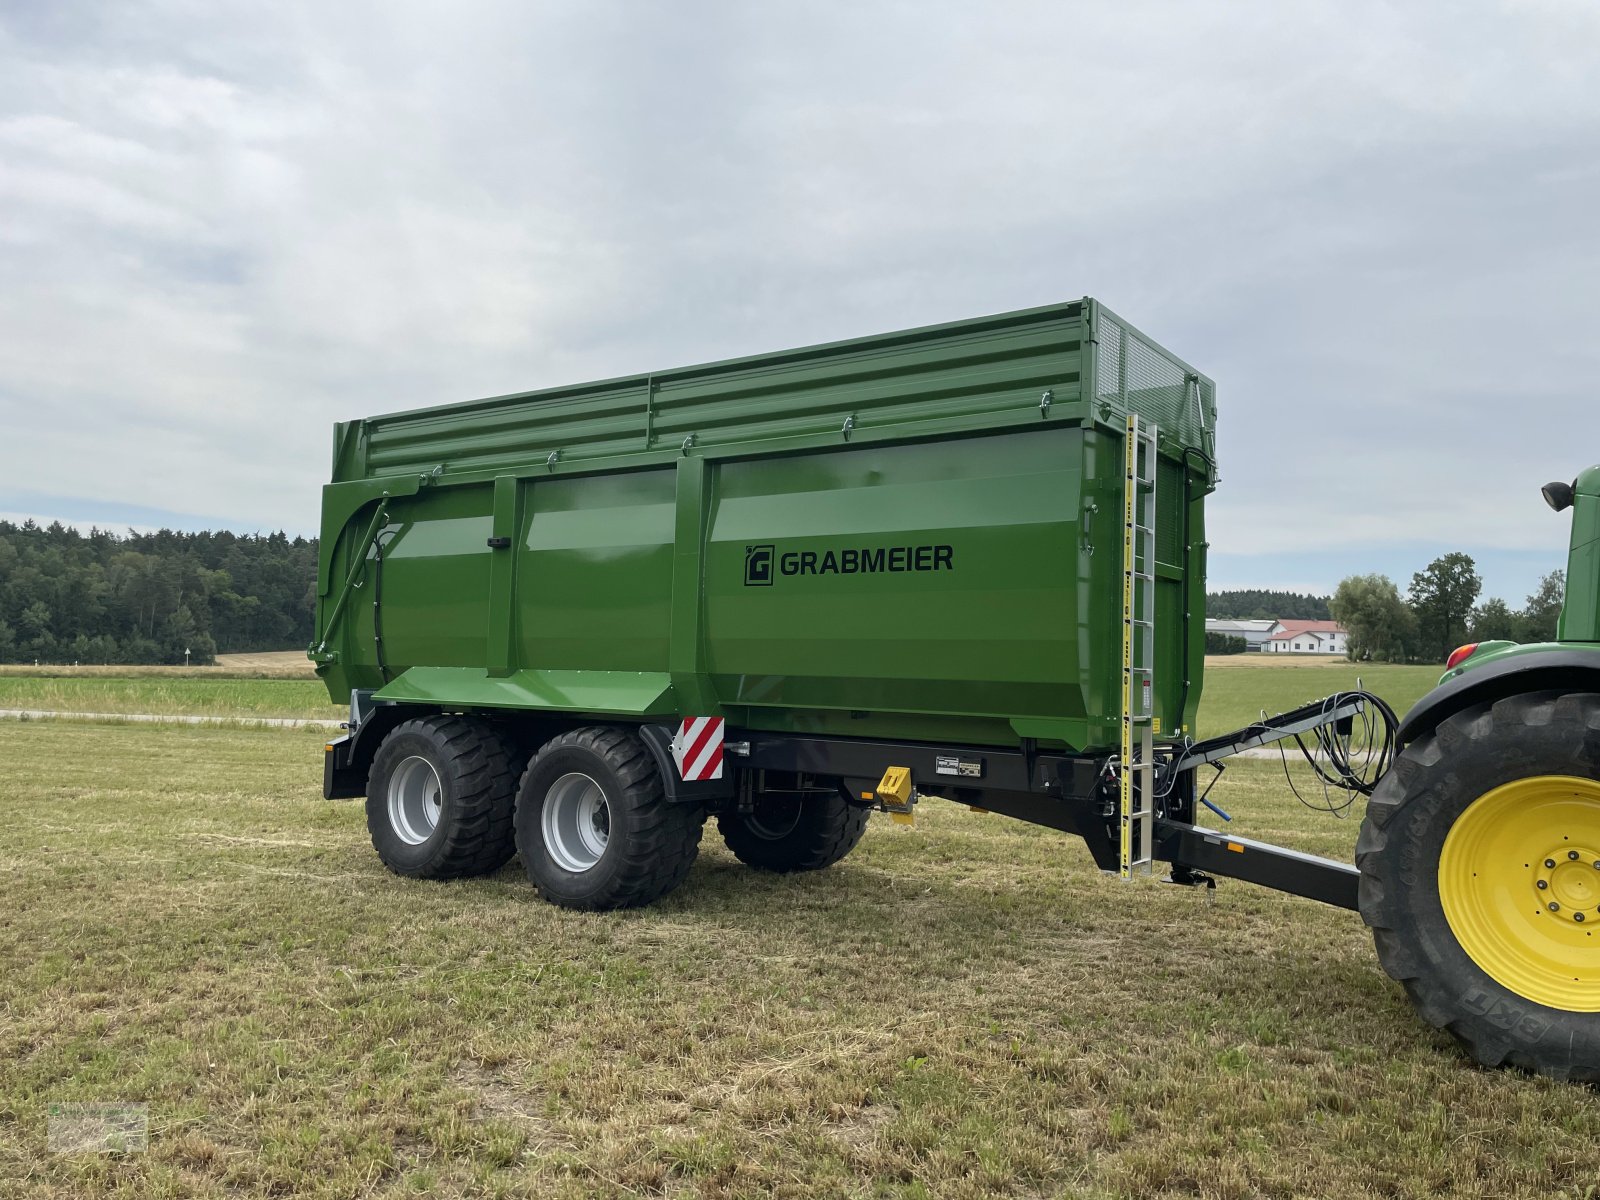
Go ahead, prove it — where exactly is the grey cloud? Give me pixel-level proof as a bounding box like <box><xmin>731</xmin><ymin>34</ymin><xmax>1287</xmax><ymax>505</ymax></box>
<box><xmin>0</xmin><ymin>0</ymin><xmax>1596</xmax><ymax>603</ymax></box>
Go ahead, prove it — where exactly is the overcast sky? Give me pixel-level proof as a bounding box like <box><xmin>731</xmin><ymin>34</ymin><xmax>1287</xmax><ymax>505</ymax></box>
<box><xmin>2</xmin><ymin>1</ymin><xmax>1596</xmax><ymax>604</ymax></box>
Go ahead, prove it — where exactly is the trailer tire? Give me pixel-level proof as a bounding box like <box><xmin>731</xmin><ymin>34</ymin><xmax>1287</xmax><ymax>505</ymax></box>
<box><xmin>366</xmin><ymin>716</ymin><xmax>522</xmax><ymax>880</ymax></box>
<box><xmin>1356</xmin><ymin>691</ymin><xmax>1600</xmax><ymax>1080</ymax></box>
<box><xmin>515</xmin><ymin>727</ymin><xmax>704</xmax><ymax>910</ymax></box>
<box><xmin>717</xmin><ymin>786</ymin><xmax>870</xmax><ymax>872</ymax></box>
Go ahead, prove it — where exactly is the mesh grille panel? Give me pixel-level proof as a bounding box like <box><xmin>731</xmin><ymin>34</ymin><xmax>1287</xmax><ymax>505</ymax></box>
<box><xmin>1093</xmin><ymin>310</ymin><xmax>1213</xmax><ymax>454</ymax></box>
<box><xmin>1097</xmin><ymin>314</ymin><xmax>1124</xmax><ymax>401</ymax></box>
<box><xmin>1125</xmin><ymin>336</ymin><xmax>1188</xmax><ymax>430</ymax></box>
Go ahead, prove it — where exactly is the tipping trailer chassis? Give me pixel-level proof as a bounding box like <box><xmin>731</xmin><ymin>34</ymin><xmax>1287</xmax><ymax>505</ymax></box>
<box><xmin>737</xmin><ymin>693</ymin><xmax>1367</xmax><ymax>912</ymax></box>
<box><xmin>328</xmin><ymin>692</ymin><xmax>1368</xmax><ymax>911</ymax></box>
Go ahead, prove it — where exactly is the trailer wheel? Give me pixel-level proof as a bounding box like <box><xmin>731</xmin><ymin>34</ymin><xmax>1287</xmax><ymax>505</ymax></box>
<box><xmin>717</xmin><ymin>785</ymin><xmax>870</xmax><ymax>872</ymax></box>
<box><xmin>366</xmin><ymin>716</ymin><xmax>522</xmax><ymax>879</ymax></box>
<box><xmin>515</xmin><ymin>727</ymin><xmax>704</xmax><ymax>910</ymax></box>
<box><xmin>1357</xmin><ymin>691</ymin><xmax>1600</xmax><ymax>1079</ymax></box>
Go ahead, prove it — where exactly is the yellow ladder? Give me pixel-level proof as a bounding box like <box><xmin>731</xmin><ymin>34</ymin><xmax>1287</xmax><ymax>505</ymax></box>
<box><xmin>1120</xmin><ymin>413</ymin><xmax>1158</xmax><ymax>878</ymax></box>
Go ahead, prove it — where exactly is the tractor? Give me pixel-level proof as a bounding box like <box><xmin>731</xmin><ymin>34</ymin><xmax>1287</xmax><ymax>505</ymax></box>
<box><xmin>1358</xmin><ymin>464</ymin><xmax>1600</xmax><ymax>1078</ymax></box>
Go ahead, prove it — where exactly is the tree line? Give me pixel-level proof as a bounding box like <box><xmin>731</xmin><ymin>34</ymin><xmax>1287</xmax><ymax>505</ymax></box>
<box><xmin>1206</xmin><ymin>567</ymin><xmax>1566</xmax><ymax>664</ymax></box>
<box><xmin>0</xmin><ymin>521</ymin><xmax>318</xmax><ymax>665</ymax></box>
<box><xmin>1206</xmin><ymin>590</ymin><xmax>1332</xmax><ymax>621</ymax></box>
<box><xmin>1329</xmin><ymin>555</ymin><xmax>1564</xmax><ymax>664</ymax></box>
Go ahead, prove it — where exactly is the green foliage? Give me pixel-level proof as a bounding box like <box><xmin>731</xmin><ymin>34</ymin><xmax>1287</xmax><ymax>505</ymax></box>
<box><xmin>1329</xmin><ymin>574</ymin><xmax>1417</xmax><ymax>663</ymax></box>
<box><xmin>1468</xmin><ymin>596</ymin><xmax>1518</xmax><ymax>642</ymax></box>
<box><xmin>1407</xmin><ymin>553</ymin><xmax>1482</xmax><ymax>662</ymax></box>
<box><xmin>1516</xmin><ymin>570</ymin><xmax>1565</xmax><ymax>643</ymax></box>
<box><xmin>0</xmin><ymin>521</ymin><xmax>318</xmax><ymax>665</ymax></box>
<box><xmin>1207</xmin><ymin>590</ymin><xmax>1331</xmax><ymax>620</ymax></box>
<box><xmin>1204</xmin><ymin>631</ymin><xmax>1248</xmax><ymax>655</ymax></box>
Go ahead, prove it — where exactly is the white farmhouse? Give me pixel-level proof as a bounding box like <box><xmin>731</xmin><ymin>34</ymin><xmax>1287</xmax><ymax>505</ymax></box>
<box><xmin>1264</xmin><ymin>619</ymin><xmax>1348</xmax><ymax>655</ymax></box>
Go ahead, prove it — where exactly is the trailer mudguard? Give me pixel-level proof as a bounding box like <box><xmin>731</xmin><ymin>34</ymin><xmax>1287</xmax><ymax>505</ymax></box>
<box><xmin>1395</xmin><ymin>648</ymin><xmax>1600</xmax><ymax>744</ymax></box>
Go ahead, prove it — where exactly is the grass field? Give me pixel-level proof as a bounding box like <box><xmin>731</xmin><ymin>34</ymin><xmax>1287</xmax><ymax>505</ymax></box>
<box><xmin>1193</xmin><ymin>662</ymin><xmax>1442</xmax><ymax>739</ymax></box>
<box><xmin>0</xmin><ymin>676</ymin><xmax>340</xmax><ymax>721</ymax></box>
<box><xmin>6</xmin><ymin>701</ymin><xmax>1600</xmax><ymax>1197</ymax></box>
<box><xmin>0</xmin><ymin>658</ymin><xmax>1448</xmax><ymax>736</ymax></box>
<box><xmin>0</xmin><ymin>651</ymin><xmax>318</xmax><ymax>681</ymax></box>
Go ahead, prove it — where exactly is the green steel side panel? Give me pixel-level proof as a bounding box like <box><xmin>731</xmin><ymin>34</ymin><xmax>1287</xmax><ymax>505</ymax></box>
<box><xmin>704</xmin><ymin>428</ymin><xmax>1095</xmax><ymax>728</ymax></box>
<box><xmin>514</xmin><ymin>468</ymin><xmax>677</xmax><ymax>672</ymax></box>
<box><xmin>315</xmin><ymin>475</ymin><xmax>423</xmax><ymax>597</ymax></box>
<box><xmin>486</xmin><ymin>475</ymin><xmax>521</xmax><ymax>676</ymax></box>
<box><xmin>334</xmin><ymin>302</ymin><xmax>1150</xmax><ymax>485</ymax></box>
<box><xmin>669</xmin><ymin>458</ymin><xmax>718</xmax><ymax>715</ymax></box>
<box><xmin>313</xmin><ymin>299</ymin><xmax>1218</xmax><ymax>755</ymax></box>
<box><xmin>372</xmin><ymin>488</ymin><xmax>494</xmax><ymax>670</ymax></box>
<box><xmin>374</xmin><ymin>666</ymin><xmax>676</xmax><ymax>716</ymax></box>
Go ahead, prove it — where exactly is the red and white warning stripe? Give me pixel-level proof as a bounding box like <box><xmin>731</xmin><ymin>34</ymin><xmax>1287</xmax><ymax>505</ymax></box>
<box><xmin>672</xmin><ymin>716</ymin><xmax>725</xmax><ymax>781</ymax></box>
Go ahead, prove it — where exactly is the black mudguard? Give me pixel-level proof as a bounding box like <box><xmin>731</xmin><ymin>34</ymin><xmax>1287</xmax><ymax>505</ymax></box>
<box><xmin>1397</xmin><ymin>648</ymin><xmax>1600</xmax><ymax>744</ymax></box>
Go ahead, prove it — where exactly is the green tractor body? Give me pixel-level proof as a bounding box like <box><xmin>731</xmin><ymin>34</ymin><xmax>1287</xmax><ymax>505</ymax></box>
<box><xmin>1389</xmin><ymin>464</ymin><xmax>1600</xmax><ymax>744</ymax></box>
<box><xmin>1357</xmin><ymin>461</ymin><xmax>1600</xmax><ymax>1080</ymax></box>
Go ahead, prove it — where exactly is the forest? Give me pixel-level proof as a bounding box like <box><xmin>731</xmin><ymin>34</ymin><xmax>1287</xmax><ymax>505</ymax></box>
<box><xmin>1205</xmin><ymin>589</ymin><xmax>1332</xmax><ymax>621</ymax></box>
<box><xmin>0</xmin><ymin>521</ymin><xmax>318</xmax><ymax>665</ymax></box>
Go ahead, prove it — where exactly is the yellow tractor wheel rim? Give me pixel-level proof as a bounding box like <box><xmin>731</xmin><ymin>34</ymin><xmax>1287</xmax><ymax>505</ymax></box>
<box><xmin>1439</xmin><ymin>775</ymin><xmax>1600</xmax><ymax>1012</ymax></box>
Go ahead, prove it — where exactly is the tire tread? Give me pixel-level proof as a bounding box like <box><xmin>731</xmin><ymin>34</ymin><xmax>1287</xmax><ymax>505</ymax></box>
<box><xmin>1357</xmin><ymin>690</ymin><xmax>1600</xmax><ymax>1080</ymax></box>
<box><xmin>366</xmin><ymin>716</ymin><xmax>523</xmax><ymax>880</ymax></box>
<box><xmin>516</xmin><ymin>726</ymin><xmax>703</xmax><ymax>910</ymax></box>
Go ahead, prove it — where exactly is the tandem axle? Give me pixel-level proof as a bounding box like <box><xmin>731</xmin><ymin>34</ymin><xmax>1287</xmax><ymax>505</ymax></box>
<box><xmin>326</xmin><ymin>689</ymin><xmax>1388</xmax><ymax>913</ymax></box>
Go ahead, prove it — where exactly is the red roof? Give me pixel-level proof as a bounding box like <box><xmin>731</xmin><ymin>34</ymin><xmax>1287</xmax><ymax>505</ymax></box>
<box><xmin>1268</xmin><ymin>619</ymin><xmax>1345</xmax><ymax>643</ymax></box>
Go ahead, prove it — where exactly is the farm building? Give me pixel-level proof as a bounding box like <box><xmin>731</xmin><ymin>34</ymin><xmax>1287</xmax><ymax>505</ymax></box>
<box><xmin>1263</xmin><ymin>619</ymin><xmax>1348</xmax><ymax>655</ymax></box>
<box><xmin>1204</xmin><ymin>618</ymin><xmax>1278</xmax><ymax>651</ymax></box>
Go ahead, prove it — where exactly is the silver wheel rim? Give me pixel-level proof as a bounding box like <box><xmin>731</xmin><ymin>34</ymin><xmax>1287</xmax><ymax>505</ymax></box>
<box><xmin>388</xmin><ymin>755</ymin><xmax>443</xmax><ymax>845</ymax></box>
<box><xmin>542</xmin><ymin>772</ymin><xmax>610</xmax><ymax>872</ymax></box>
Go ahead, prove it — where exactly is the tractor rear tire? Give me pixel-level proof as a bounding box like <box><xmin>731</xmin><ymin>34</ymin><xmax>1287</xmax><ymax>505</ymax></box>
<box><xmin>366</xmin><ymin>716</ymin><xmax>523</xmax><ymax>880</ymax></box>
<box><xmin>1356</xmin><ymin>691</ymin><xmax>1600</xmax><ymax>1080</ymax></box>
<box><xmin>515</xmin><ymin>726</ymin><xmax>704</xmax><ymax>910</ymax></box>
<box><xmin>718</xmin><ymin>786</ymin><xmax>870</xmax><ymax>872</ymax></box>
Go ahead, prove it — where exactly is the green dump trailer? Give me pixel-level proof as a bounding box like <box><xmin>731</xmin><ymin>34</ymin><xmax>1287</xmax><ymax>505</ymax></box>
<box><xmin>312</xmin><ymin>299</ymin><xmax>1600</xmax><ymax>1080</ymax></box>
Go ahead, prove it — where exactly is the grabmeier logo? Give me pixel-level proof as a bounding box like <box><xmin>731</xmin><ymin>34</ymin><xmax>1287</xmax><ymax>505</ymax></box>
<box><xmin>744</xmin><ymin>544</ymin><xmax>775</xmax><ymax>586</ymax></box>
<box><xmin>743</xmin><ymin>541</ymin><xmax>954</xmax><ymax>586</ymax></box>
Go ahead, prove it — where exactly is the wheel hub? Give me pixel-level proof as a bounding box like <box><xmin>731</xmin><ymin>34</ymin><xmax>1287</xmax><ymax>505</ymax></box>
<box><xmin>1535</xmin><ymin>848</ymin><xmax>1600</xmax><ymax>922</ymax></box>
<box><xmin>388</xmin><ymin>755</ymin><xmax>444</xmax><ymax>845</ymax></box>
<box><xmin>1438</xmin><ymin>775</ymin><xmax>1600</xmax><ymax>1011</ymax></box>
<box><xmin>542</xmin><ymin>772</ymin><xmax>611</xmax><ymax>873</ymax></box>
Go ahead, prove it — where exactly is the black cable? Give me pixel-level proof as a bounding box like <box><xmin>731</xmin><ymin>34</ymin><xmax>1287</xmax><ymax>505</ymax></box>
<box><xmin>1276</xmin><ymin>689</ymin><xmax>1399</xmax><ymax>817</ymax></box>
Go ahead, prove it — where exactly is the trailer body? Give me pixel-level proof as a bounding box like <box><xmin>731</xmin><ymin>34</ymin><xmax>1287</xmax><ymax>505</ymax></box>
<box><xmin>309</xmin><ymin>301</ymin><xmax>1600</xmax><ymax>1082</ymax></box>
<box><xmin>313</xmin><ymin>299</ymin><xmax>1217</xmax><ymax>755</ymax></box>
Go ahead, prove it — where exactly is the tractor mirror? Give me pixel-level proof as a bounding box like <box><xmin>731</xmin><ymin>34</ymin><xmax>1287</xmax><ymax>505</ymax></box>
<box><xmin>1542</xmin><ymin>480</ymin><xmax>1575</xmax><ymax>512</ymax></box>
